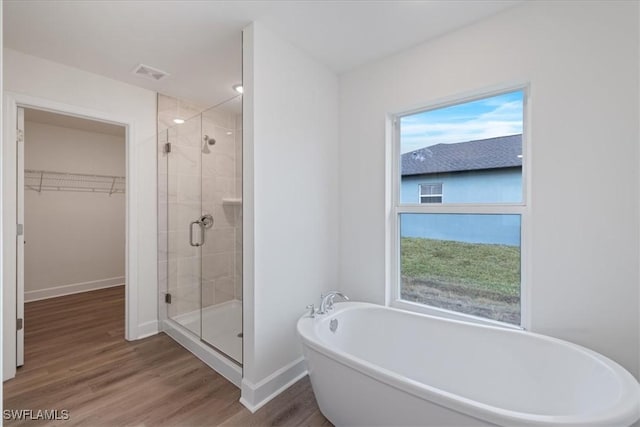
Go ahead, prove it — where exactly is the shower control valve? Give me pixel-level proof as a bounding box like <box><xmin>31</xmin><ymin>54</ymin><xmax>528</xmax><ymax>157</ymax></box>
<box><xmin>199</xmin><ymin>214</ymin><xmax>214</xmax><ymax>229</ymax></box>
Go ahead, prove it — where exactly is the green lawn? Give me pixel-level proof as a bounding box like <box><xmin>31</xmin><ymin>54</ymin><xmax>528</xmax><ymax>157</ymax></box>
<box><xmin>401</xmin><ymin>237</ymin><xmax>520</xmax><ymax>297</ymax></box>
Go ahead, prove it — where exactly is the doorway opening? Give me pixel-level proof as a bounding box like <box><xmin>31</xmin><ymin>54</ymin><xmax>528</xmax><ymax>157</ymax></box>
<box><xmin>16</xmin><ymin>107</ymin><xmax>127</xmax><ymax>368</ymax></box>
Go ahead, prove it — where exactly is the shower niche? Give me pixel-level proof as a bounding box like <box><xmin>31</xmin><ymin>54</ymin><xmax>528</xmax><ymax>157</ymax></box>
<box><xmin>158</xmin><ymin>94</ymin><xmax>243</xmax><ymax>369</ymax></box>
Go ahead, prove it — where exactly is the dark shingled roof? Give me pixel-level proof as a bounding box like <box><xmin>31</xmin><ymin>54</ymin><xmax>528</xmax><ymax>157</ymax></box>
<box><xmin>402</xmin><ymin>134</ymin><xmax>522</xmax><ymax>176</ymax></box>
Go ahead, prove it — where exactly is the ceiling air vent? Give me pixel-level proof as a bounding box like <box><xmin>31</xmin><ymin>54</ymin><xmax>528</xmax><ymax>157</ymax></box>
<box><xmin>132</xmin><ymin>64</ymin><xmax>169</xmax><ymax>81</ymax></box>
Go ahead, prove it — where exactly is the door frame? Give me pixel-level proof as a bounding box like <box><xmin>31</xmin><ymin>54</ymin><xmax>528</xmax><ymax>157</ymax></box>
<box><xmin>2</xmin><ymin>92</ymin><xmax>138</xmax><ymax>380</ymax></box>
<box><xmin>16</xmin><ymin>106</ymin><xmax>24</xmax><ymax>367</ymax></box>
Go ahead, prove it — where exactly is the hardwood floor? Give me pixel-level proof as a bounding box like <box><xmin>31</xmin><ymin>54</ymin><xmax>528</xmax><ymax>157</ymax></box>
<box><xmin>3</xmin><ymin>287</ymin><xmax>331</xmax><ymax>426</ymax></box>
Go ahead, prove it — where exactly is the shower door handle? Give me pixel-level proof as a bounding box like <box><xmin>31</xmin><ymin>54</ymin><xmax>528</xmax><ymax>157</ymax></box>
<box><xmin>189</xmin><ymin>220</ymin><xmax>204</xmax><ymax>247</ymax></box>
<box><xmin>189</xmin><ymin>215</ymin><xmax>213</xmax><ymax>247</ymax></box>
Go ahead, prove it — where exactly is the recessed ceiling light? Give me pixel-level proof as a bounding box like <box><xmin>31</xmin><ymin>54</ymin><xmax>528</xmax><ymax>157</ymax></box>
<box><xmin>233</xmin><ymin>84</ymin><xmax>244</xmax><ymax>94</ymax></box>
<box><xmin>517</xmin><ymin>154</ymin><xmax>523</xmax><ymax>158</ymax></box>
<box><xmin>173</xmin><ymin>118</ymin><xmax>185</xmax><ymax>124</ymax></box>
<box><xmin>226</xmin><ymin>131</ymin><xmax>233</xmax><ymax>135</ymax></box>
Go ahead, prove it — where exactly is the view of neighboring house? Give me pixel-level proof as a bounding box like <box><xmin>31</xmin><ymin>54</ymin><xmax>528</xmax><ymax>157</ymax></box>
<box><xmin>400</xmin><ymin>134</ymin><xmax>522</xmax><ymax>245</ymax></box>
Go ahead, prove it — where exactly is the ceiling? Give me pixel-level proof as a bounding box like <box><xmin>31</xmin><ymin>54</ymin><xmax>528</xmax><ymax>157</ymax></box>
<box><xmin>4</xmin><ymin>1</ymin><xmax>520</xmax><ymax>107</ymax></box>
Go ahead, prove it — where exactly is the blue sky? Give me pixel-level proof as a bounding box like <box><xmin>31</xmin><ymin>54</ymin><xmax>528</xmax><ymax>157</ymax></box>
<box><xmin>400</xmin><ymin>90</ymin><xmax>523</xmax><ymax>154</ymax></box>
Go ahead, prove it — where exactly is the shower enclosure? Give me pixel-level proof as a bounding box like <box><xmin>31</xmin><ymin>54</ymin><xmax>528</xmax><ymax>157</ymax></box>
<box><xmin>158</xmin><ymin>95</ymin><xmax>242</xmax><ymax>377</ymax></box>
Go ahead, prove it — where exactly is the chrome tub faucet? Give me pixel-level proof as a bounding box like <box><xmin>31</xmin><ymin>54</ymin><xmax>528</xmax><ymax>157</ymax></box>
<box><xmin>317</xmin><ymin>291</ymin><xmax>349</xmax><ymax>315</ymax></box>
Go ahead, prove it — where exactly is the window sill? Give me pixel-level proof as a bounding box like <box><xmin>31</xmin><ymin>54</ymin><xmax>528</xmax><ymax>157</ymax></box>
<box><xmin>390</xmin><ymin>299</ymin><xmax>524</xmax><ymax>331</ymax></box>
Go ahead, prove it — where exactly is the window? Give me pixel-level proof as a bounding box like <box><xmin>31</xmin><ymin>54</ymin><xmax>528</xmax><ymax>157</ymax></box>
<box><xmin>391</xmin><ymin>88</ymin><xmax>527</xmax><ymax>327</ymax></box>
<box><xmin>419</xmin><ymin>183</ymin><xmax>442</xmax><ymax>203</ymax></box>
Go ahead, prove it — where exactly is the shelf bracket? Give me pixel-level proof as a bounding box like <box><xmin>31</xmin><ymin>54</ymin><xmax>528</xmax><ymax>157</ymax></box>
<box><xmin>38</xmin><ymin>171</ymin><xmax>44</xmax><ymax>193</ymax></box>
<box><xmin>109</xmin><ymin>177</ymin><xmax>116</xmax><ymax>196</ymax></box>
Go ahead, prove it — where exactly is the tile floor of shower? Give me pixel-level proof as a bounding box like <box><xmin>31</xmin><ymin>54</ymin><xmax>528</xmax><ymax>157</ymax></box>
<box><xmin>172</xmin><ymin>299</ymin><xmax>243</xmax><ymax>363</ymax></box>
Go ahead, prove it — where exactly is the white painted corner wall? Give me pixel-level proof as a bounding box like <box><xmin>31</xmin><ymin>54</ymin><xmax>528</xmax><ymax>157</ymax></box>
<box><xmin>2</xmin><ymin>48</ymin><xmax>158</xmax><ymax>380</ymax></box>
<box><xmin>241</xmin><ymin>22</ymin><xmax>340</xmax><ymax>410</ymax></box>
<box><xmin>338</xmin><ymin>0</ymin><xmax>640</xmax><ymax>378</ymax></box>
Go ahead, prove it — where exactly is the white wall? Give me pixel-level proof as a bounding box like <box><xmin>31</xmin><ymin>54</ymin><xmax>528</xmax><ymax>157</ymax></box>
<box><xmin>24</xmin><ymin>120</ymin><xmax>125</xmax><ymax>300</ymax></box>
<box><xmin>3</xmin><ymin>48</ymin><xmax>157</xmax><ymax>379</ymax></box>
<box><xmin>339</xmin><ymin>1</ymin><xmax>639</xmax><ymax>378</ymax></box>
<box><xmin>1</xmin><ymin>0</ymin><xmax>5</xmax><ymax>403</ymax></box>
<box><xmin>242</xmin><ymin>22</ymin><xmax>339</xmax><ymax>410</ymax></box>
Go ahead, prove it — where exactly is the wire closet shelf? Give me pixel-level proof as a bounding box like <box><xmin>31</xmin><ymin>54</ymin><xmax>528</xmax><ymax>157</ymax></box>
<box><xmin>25</xmin><ymin>169</ymin><xmax>125</xmax><ymax>195</ymax></box>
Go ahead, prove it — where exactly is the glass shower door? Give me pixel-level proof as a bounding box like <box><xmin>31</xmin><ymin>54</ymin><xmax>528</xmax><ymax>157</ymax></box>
<box><xmin>200</xmin><ymin>97</ymin><xmax>243</xmax><ymax>364</ymax></box>
<box><xmin>166</xmin><ymin>113</ymin><xmax>203</xmax><ymax>337</ymax></box>
<box><xmin>160</xmin><ymin>95</ymin><xmax>243</xmax><ymax>365</ymax></box>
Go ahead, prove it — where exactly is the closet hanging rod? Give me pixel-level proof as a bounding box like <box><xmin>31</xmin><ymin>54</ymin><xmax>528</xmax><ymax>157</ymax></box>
<box><xmin>25</xmin><ymin>169</ymin><xmax>124</xmax><ymax>180</ymax></box>
<box><xmin>24</xmin><ymin>169</ymin><xmax>126</xmax><ymax>195</ymax></box>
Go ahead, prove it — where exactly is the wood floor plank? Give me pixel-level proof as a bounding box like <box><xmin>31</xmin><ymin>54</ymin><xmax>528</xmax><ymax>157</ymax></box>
<box><xmin>3</xmin><ymin>287</ymin><xmax>331</xmax><ymax>426</ymax></box>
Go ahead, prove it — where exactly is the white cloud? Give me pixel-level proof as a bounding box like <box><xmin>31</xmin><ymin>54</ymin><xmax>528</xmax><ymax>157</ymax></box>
<box><xmin>400</xmin><ymin>100</ymin><xmax>523</xmax><ymax>153</ymax></box>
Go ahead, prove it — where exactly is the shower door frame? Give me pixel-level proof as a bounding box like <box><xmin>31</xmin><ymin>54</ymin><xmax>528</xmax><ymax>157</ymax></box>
<box><xmin>2</xmin><ymin>92</ymin><xmax>139</xmax><ymax>380</ymax></box>
<box><xmin>162</xmin><ymin>107</ymin><xmax>242</xmax><ymax>367</ymax></box>
<box><xmin>163</xmin><ymin>121</ymin><xmax>205</xmax><ymax>339</ymax></box>
<box><xmin>158</xmin><ymin>98</ymin><xmax>243</xmax><ymax>386</ymax></box>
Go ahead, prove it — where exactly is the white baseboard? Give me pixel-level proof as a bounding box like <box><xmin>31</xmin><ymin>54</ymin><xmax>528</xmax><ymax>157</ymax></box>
<box><xmin>240</xmin><ymin>357</ymin><xmax>308</xmax><ymax>413</ymax></box>
<box><xmin>24</xmin><ymin>277</ymin><xmax>125</xmax><ymax>302</ymax></box>
<box><xmin>136</xmin><ymin>320</ymin><xmax>159</xmax><ymax>339</ymax></box>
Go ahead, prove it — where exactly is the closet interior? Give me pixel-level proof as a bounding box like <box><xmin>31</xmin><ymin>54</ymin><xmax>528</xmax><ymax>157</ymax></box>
<box><xmin>21</xmin><ymin>108</ymin><xmax>126</xmax><ymax>321</ymax></box>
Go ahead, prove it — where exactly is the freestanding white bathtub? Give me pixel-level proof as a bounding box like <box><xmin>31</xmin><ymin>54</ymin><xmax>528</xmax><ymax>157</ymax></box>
<box><xmin>297</xmin><ymin>302</ymin><xmax>640</xmax><ymax>426</ymax></box>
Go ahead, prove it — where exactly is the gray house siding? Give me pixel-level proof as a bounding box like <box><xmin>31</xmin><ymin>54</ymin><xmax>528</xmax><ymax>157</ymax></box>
<box><xmin>400</xmin><ymin>135</ymin><xmax>522</xmax><ymax>246</ymax></box>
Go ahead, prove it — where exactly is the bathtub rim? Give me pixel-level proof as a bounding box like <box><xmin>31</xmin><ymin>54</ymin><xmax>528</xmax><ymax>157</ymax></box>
<box><xmin>297</xmin><ymin>302</ymin><xmax>640</xmax><ymax>427</ymax></box>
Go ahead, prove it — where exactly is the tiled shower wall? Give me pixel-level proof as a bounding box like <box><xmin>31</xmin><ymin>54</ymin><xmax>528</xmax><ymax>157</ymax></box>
<box><xmin>201</xmin><ymin>105</ymin><xmax>242</xmax><ymax>308</ymax></box>
<box><xmin>157</xmin><ymin>94</ymin><xmax>242</xmax><ymax>322</ymax></box>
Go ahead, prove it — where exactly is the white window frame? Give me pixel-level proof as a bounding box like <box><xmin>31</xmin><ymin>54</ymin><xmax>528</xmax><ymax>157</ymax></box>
<box><xmin>386</xmin><ymin>84</ymin><xmax>531</xmax><ymax>330</ymax></box>
<box><xmin>419</xmin><ymin>183</ymin><xmax>443</xmax><ymax>204</ymax></box>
